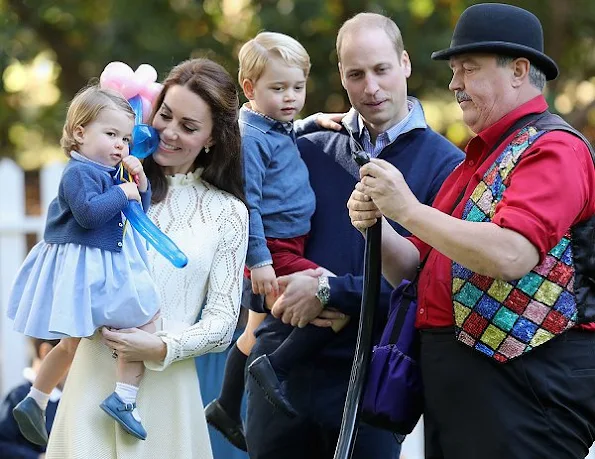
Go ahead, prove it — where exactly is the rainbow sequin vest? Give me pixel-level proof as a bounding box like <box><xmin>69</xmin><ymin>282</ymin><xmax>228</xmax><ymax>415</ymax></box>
<box><xmin>452</xmin><ymin>114</ymin><xmax>595</xmax><ymax>362</ymax></box>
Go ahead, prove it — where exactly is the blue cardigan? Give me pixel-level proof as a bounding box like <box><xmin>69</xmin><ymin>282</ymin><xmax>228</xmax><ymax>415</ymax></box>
<box><xmin>44</xmin><ymin>157</ymin><xmax>151</xmax><ymax>253</ymax></box>
<box><xmin>255</xmin><ymin>108</ymin><xmax>464</xmax><ymax>364</ymax></box>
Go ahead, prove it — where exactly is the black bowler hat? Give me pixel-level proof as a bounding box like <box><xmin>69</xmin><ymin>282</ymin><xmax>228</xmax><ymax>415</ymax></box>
<box><xmin>431</xmin><ymin>3</ymin><xmax>559</xmax><ymax>80</ymax></box>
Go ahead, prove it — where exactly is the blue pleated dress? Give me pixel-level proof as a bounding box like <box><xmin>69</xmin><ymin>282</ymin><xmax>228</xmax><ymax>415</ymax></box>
<box><xmin>7</xmin><ymin>160</ymin><xmax>159</xmax><ymax>339</ymax></box>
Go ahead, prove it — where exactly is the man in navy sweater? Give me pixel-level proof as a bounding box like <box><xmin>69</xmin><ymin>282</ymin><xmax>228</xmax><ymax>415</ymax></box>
<box><xmin>244</xmin><ymin>12</ymin><xmax>464</xmax><ymax>459</ymax></box>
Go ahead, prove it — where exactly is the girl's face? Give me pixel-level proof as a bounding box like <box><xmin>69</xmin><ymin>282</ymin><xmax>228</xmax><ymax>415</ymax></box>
<box><xmin>151</xmin><ymin>85</ymin><xmax>214</xmax><ymax>176</ymax></box>
<box><xmin>74</xmin><ymin>108</ymin><xmax>133</xmax><ymax>167</ymax></box>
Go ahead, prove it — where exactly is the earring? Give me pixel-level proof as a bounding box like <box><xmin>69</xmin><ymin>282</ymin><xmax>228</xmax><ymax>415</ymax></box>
<box><xmin>204</xmin><ymin>146</ymin><xmax>210</xmax><ymax>153</ymax></box>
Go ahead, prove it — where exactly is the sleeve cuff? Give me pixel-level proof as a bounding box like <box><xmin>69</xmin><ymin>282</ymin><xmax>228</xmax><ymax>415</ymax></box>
<box><xmin>143</xmin><ymin>317</ymin><xmax>185</xmax><ymax>371</ymax></box>
<box><xmin>250</xmin><ymin>260</ymin><xmax>273</xmax><ymax>269</ymax></box>
<box><xmin>144</xmin><ymin>334</ymin><xmax>174</xmax><ymax>371</ymax></box>
<box><xmin>246</xmin><ymin>244</ymin><xmax>273</xmax><ymax>269</ymax></box>
<box><xmin>294</xmin><ymin>113</ymin><xmax>321</xmax><ymax>136</ymax></box>
<box><xmin>492</xmin><ymin>207</ymin><xmax>551</xmax><ymax>261</ymax></box>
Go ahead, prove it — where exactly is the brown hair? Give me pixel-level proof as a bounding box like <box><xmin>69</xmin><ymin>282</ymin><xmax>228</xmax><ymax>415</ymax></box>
<box><xmin>60</xmin><ymin>85</ymin><xmax>134</xmax><ymax>156</ymax></box>
<box><xmin>336</xmin><ymin>12</ymin><xmax>405</xmax><ymax>63</ymax></box>
<box><xmin>144</xmin><ymin>58</ymin><xmax>245</xmax><ymax>204</ymax></box>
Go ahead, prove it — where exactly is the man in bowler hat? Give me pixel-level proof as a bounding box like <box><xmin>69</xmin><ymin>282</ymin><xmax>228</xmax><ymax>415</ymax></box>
<box><xmin>348</xmin><ymin>3</ymin><xmax>595</xmax><ymax>458</ymax></box>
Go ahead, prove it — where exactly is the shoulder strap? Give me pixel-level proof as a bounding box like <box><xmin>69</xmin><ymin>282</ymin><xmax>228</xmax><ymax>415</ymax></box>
<box><xmin>532</xmin><ymin>112</ymin><xmax>595</xmax><ymax>166</ymax></box>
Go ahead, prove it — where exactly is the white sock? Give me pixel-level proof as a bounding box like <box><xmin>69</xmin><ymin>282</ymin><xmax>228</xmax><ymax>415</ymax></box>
<box><xmin>27</xmin><ymin>387</ymin><xmax>50</xmax><ymax>411</ymax></box>
<box><xmin>115</xmin><ymin>382</ymin><xmax>141</xmax><ymax>422</ymax></box>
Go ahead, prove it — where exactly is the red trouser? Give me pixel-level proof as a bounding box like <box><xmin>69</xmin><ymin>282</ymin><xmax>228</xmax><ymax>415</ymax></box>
<box><xmin>244</xmin><ymin>234</ymin><xmax>318</xmax><ymax>278</ymax></box>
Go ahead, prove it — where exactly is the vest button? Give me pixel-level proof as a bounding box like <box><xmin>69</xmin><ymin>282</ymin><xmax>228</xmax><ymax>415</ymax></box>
<box><xmin>419</xmin><ymin>308</ymin><xmax>425</xmax><ymax>314</ymax></box>
<box><xmin>117</xmin><ymin>241</ymin><xmax>123</xmax><ymax>247</ymax></box>
<box><xmin>118</xmin><ymin>222</ymin><xmax>123</xmax><ymax>227</ymax></box>
<box><xmin>468</xmin><ymin>160</ymin><xmax>475</xmax><ymax>166</ymax></box>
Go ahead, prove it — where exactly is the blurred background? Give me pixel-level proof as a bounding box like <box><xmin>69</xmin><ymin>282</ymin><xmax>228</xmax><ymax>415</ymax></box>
<box><xmin>1</xmin><ymin>1</ymin><xmax>594</xmax><ymax>457</ymax></box>
<box><xmin>2</xmin><ymin>0</ymin><xmax>595</xmax><ymax>171</ymax></box>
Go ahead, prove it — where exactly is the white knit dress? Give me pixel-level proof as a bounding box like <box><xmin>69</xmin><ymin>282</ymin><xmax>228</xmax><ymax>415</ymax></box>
<box><xmin>46</xmin><ymin>170</ymin><xmax>249</xmax><ymax>459</ymax></box>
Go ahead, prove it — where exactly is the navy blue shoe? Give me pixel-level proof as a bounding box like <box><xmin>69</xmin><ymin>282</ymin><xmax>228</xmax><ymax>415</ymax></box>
<box><xmin>205</xmin><ymin>399</ymin><xmax>247</xmax><ymax>451</ymax></box>
<box><xmin>248</xmin><ymin>355</ymin><xmax>298</xmax><ymax>418</ymax></box>
<box><xmin>99</xmin><ymin>392</ymin><xmax>147</xmax><ymax>440</ymax></box>
<box><xmin>13</xmin><ymin>397</ymin><xmax>48</xmax><ymax>446</ymax></box>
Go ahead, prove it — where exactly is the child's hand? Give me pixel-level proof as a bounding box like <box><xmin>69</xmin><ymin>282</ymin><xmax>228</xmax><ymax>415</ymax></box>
<box><xmin>315</xmin><ymin>112</ymin><xmax>347</xmax><ymax>131</ymax></box>
<box><xmin>118</xmin><ymin>182</ymin><xmax>141</xmax><ymax>202</ymax></box>
<box><xmin>121</xmin><ymin>156</ymin><xmax>148</xmax><ymax>192</ymax></box>
<box><xmin>251</xmin><ymin>265</ymin><xmax>279</xmax><ymax>296</ymax></box>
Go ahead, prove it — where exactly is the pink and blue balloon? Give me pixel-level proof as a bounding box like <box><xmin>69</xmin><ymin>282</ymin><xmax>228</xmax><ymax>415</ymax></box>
<box><xmin>100</xmin><ymin>61</ymin><xmax>188</xmax><ymax>269</ymax></box>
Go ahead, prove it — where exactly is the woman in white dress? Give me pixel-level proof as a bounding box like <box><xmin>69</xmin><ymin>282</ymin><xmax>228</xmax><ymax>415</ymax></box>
<box><xmin>46</xmin><ymin>58</ymin><xmax>249</xmax><ymax>459</ymax></box>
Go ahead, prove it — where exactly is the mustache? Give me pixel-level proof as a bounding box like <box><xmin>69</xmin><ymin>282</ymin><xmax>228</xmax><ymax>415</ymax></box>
<box><xmin>456</xmin><ymin>91</ymin><xmax>472</xmax><ymax>103</ymax></box>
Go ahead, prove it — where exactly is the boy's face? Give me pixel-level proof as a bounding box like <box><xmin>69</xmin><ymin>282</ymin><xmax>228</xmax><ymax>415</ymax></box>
<box><xmin>245</xmin><ymin>56</ymin><xmax>307</xmax><ymax>123</ymax></box>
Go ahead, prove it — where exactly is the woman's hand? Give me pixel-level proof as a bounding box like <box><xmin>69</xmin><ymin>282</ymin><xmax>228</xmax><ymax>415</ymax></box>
<box><xmin>347</xmin><ymin>187</ymin><xmax>382</xmax><ymax>234</ymax></box>
<box><xmin>358</xmin><ymin>158</ymin><xmax>420</xmax><ymax>224</ymax></box>
<box><xmin>101</xmin><ymin>327</ymin><xmax>167</xmax><ymax>362</ymax></box>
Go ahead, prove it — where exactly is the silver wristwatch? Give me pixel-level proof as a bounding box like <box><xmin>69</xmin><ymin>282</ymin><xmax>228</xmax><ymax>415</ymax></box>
<box><xmin>315</xmin><ymin>276</ymin><xmax>330</xmax><ymax>307</ymax></box>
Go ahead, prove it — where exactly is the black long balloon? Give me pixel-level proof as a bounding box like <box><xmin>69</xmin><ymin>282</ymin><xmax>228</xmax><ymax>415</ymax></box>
<box><xmin>333</xmin><ymin>209</ymin><xmax>382</xmax><ymax>458</ymax></box>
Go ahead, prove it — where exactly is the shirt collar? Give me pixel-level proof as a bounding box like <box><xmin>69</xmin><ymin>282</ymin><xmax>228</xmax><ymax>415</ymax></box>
<box><xmin>343</xmin><ymin>96</ymin><xmax>427</xmax><ymax>144</ymax></box>
<box><xmin>239</xmin><ymin>104</ymin><xmax>293</xmax><ymax>134</ymax></box>
<box><xmin>70</xmin><ymin>151</ymin><xmax>117</xmax><ymax>172</ymax></box>
<box><xmin>476</xmin><ymin>95</ymin><xmax>548</xmax><ymax>147</ymax></box>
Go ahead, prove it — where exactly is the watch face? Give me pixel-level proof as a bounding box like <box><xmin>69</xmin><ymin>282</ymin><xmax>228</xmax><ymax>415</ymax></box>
<box><xmin>316</xmin><ymin>277</ymin><xmax>330</xmax><ymax>306</ymax></box>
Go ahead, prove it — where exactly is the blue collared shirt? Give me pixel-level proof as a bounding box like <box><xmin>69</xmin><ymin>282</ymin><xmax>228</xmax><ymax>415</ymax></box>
<box><xmin>240</xmin><ymin>105</ymin><xmax>316</xmax><ymax>269</ymax></box>
<box><xmin>358</xmin><ymin>97</ymin><xmax>427</xmax><ymax>157</ymax></box>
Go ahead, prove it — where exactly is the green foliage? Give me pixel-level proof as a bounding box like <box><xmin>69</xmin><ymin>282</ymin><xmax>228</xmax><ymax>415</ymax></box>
<box><xmin>2</xmin><ymin>0</ymin><xmax>595</xmax><ymax>164</ymax></box>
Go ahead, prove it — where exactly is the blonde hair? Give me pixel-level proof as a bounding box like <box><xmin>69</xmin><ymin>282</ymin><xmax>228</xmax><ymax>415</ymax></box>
<box><xmin>60</xmin><ymin>85</ymin><xmax>135</xmax><ymax>156</ymax></box>
<box><xmin>336</xmin><ymin>13</ymin><xmax>404</xmax><ymax>63</ymax></box>
<box><xmin>238</xmin><ymin>31</ymin><xmax>311</xmax><ymax>85</ymax></box>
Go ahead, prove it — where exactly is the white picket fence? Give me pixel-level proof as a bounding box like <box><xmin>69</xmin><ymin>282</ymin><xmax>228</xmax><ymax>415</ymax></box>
<box><xmin>0</xmin><ymin>158</ymin><xmax>65</xmax><ymax>397</ymax></box>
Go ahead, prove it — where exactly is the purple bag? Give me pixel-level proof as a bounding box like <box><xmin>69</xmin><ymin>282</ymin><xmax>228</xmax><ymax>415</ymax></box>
<box><xmin>361</xmin><ymin>281</ymin><xmax>424</xmax><ymax>434</ymax></box>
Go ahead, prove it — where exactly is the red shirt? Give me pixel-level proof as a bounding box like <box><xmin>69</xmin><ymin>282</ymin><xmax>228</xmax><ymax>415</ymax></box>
<box><xmin>409</xmin><ymin>95</ymin><xmax>595</xmax><ymax>329</ymax></box>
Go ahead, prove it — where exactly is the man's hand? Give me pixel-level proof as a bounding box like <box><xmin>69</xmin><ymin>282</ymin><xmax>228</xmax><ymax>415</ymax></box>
<box><xmin>271</xmin><ymin>269</ymin><xmax>324</xmax><ymax>327</ymax></box>
<box><xmin>358</xmin><ymin>158</ymin><xmax>421</xmax><ymax>224</ymax></box>
<box><xmin>251</xmin><ymin>265</ymin><xmax>278</xmax><ymax>296</ymax></box>
<box><xmin>347</xmin><ymin>187</ymin><xmax>382</xmax><ymax>234</ymax></box>
<box><xmin>310</xmin><ymin>308</ymin><xmax>346</xmax><ymax>327</ymax></box>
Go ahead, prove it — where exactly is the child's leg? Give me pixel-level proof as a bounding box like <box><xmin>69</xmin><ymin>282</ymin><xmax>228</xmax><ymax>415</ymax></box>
<box><xmin>112</xmin><ymin>320</ymin><xmax>156</xmax><ymax>422</ymax></box>
<box><xmin>236</xmin><ymin>309</ymin><xmax>264</xmax><ymax>355</ymax></box>
<box><xmin>30</xmin><ymin>337</ymin><xmax>80</xmax><ymax>405</ymax></box>
<box><xmin>204</xmin><ymin>310</ymin><xmax>264</xmax><ymax>451</ymax></box>
<box><xmin>217</xmin><ymin>310</ymin><xmax>265</xmax><ymax>420</ymax></box>
<box><xmin>13</xmin><ymin>337</ymin><xmax>80</xmax><ymax>446</ymax></box>
<box><xmin>100</xmin><ymin>320</ymin><xmax>158</xmax><ymax>441</ymax></box>
<box><xmin>115</xmin><ymin>320</ymin><xmax>155</xmax><ymax>387</ymax></box>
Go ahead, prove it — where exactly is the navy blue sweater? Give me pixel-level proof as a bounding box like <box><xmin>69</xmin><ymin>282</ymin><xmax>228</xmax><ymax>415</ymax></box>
<box><xmin>255</xmin><ymin>111</ymin><xmax>464</xmax><ymax>365</ymax></box>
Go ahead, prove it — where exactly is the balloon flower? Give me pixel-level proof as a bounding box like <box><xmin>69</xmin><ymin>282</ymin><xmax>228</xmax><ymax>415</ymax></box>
<box><xmin>101</xmin><ymin>61</ymin><xmax>188</xmax><ymax>269</ymax></box>
<box><xmin>100</xmin><ymin>62</ymin><xmax>162</xmax><ymax>158</ymax></box>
